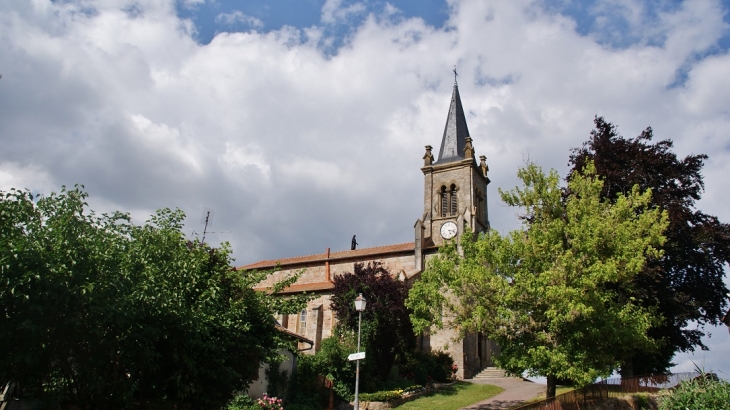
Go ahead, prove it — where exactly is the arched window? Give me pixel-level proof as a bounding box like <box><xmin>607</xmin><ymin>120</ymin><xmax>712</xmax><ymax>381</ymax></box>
<box><xmin>450</xmin><ymin>184</ymin><xmax>458</xmax><ymax>215</ymax></box>
<box><xmin>440</xmin><ymin>186</ymin><xmax>448</xmax><ymax>217</ymax></box>
<box><xmin>298</xmin><ymin>309</ymin><xmax>307</xmax><ymax>335</ymax></box>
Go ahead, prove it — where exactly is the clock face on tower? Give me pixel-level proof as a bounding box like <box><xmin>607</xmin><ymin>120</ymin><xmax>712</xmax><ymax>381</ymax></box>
<box><xmin>440</xmin><ymin>221</ymin><xmax>458</xmax><ymax>239</ymax></box>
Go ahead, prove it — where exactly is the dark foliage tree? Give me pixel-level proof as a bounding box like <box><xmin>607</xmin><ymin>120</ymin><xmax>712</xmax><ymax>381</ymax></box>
<box><xmin>0</xmin><ymin>186</ymin><xmax>303</xmax><ymax>409</ymax></box>
<box><xmin>569</xmin><ymin>117</ymin><xmax>730</xmax><ymax>376</ymax></box>
<box><xmin>329</xmin><ymin>262</ymin><xmax>415</xmax><ymax>382</ymax></box>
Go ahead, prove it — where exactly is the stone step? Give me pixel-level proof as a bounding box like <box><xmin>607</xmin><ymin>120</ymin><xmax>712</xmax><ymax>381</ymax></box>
<box><xmin>474</xmin><ymin>367</ymin><xmax>509</xmax><ymax>378</ymax></box>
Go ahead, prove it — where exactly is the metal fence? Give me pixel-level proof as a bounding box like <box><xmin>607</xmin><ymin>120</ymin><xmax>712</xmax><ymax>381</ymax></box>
<box><xmin>512</xmin><ymin>372</ymin><xmax>701</xmax><ymax>410</ymax></box>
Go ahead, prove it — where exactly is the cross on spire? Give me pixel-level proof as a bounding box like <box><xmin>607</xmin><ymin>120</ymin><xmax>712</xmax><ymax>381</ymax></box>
<box><xmin>453</xmin><ymin>65</ymin><xmax>458</xmax><ymax>85</ymax></box>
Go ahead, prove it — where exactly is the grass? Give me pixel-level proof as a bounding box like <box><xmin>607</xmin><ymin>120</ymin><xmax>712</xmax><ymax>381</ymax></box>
<box><xmin>394</xmin><ymin>381</ymin><xmax>503</xmax><ymax>410</ymax></box>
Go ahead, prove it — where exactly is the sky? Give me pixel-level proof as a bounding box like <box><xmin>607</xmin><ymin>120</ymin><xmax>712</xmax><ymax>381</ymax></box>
<box><xmin>1</xmin><ymin>0</ymin><xmax>729</xmax><ymax>379</ymax></box>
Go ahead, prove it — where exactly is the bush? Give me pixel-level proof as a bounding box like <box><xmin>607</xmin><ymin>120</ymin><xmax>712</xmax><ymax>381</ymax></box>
<box><xmin>256</xmin><ymin>393</ymin><xmax>284</xmax><ymax>410</ymax></box>
<box><xmin>287</xmin><ymin>354</ymin><xmax>331</xmax><ymax>407</ymax></box>
<box><xmin>659</xmin><ymin>377</ymin><xmax>730</xmax><ymax>410</ymax></box>
<box><xmin>357</xmin><ymin>384</ymin><xmax>424</xmax><ymax>403</ymax></box>
<box><xmin>285</xmin><ymin>403</ymin><xmax>319</xmax><ymax>410</ymax></box>
<box><xmin>401</xmin><ymin>351</ymin><xmax>455</xmax><ymax>384</ymax></box>
<box><xmin>265</xmin><ymin>359</ymin><xmax>289</xmax><ymax>398</ymax></box>
<box><xmin>289</xmin><ymin>335</ymin><xmax>357</xmax><ymax>405</ymax></box>
<box><xmin>226</xmin><ymin>394</ymin><xmax>260</xmax><ymax>410</ymax></box>
<box><xmin>403</xmin><ymin>384</ymin><xmax>424</xmax><ymax>394</ymax></box>
<box><xmin>359</xmin><ymin>390</ymin><xmax>403</xmax><ymax>402</ymax></box>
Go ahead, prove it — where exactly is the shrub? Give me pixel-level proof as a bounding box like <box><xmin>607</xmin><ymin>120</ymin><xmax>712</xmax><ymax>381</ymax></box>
<box><xmin>357</xmin><ymin>384</ymin><xmax>424</xmax><ymax>403</ymax></box>
<box><xmin>226</xmin><ymin>394</ymin><xmax>260</xmax><ymax>410</ymax></box>
<box><xmin>285</xmin><ymin>403</ymin><xmax>319</xmax><ymax>410</ymax></box>
<box><xmin>403</xmin><ymin>384</ymin><xmax>424</xmax><ymax>394</ymax></box>
<box><xmin>289</xmin><ymin>335</ymin><xmax>358</xmax><ymax>405</ymax></box>
<box><xmin>401</xmin><ymin>351</ymin><xmax>455</xmax><ymax>384</ymax></box>
<box><xmin>265</xmin><ymin>359</ymin><xmax>289</xmax><ymax>398</ymax></box>
<box><xmin>287</xmin><ymin>354</ymin><xmax>331</xmax><ymax>407</ymax></box>
<box><xmin>286</xmin><ymin>397</ymin><xmax>318</xmax><ymax>410</ymax></box>
<box><xmin>359</xmin><ymin>390</ymin><xmax>403</xmax><ymax>402</ymax></box>
<box><xmin>257</xmin><ymin>393</ymin><xmax>284</xmax><ymax>410</ymax></box>
<box><xmin>659</xmin><ymin>376</ymin><xmax>730</xmax><ymax>410</ymax></box>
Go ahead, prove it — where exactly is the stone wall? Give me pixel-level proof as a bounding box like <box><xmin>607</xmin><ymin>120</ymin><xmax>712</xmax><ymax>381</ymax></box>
<box><xmin>255</xmin><ymin>253</ymin><xmax>417</xmax><ymax>288</ymax></box>
<box><xmin>261</xmin><ymin>252</ymin><xmax>418</xmax><ymax>354</ymax></box>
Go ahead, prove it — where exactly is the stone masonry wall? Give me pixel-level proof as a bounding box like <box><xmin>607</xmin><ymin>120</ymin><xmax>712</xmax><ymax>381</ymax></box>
<box><xmin>424</xmin><ymin>160</ymin><xmax>477</xmax><ymax>247</ymax></box>
<box><xmin>254</xmin><ymin>253</ymin><xmax>417</xmax><ymax>289</ymax></box>
<box><xmin>258</xmin><ymin>252</ymin><xmax>418</xmax><ymax>354</ymax></box>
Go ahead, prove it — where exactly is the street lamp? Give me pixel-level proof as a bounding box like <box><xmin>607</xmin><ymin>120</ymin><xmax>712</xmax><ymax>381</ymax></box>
<box><xmin>353</xmin><ymin>293</ymin><xmax>366</xmax><ymax>409</ymax></box>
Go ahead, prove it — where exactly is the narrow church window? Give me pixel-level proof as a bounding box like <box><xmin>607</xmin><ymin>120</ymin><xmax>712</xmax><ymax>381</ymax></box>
<box><xmin>440</xmin><ymin>186</ymin><xmax>448</xmax><ymax>217</ymax></box>
<box><xmin>298</xmin><ymin>309</ymin><xmax>307</xmax><ymax>335</ymax></box>
<box><xmin>475</xmin><ymin>188</ymin><xmax>483</xmax><ymax>221</ymax></box>
<box><xmin>450</xmin><ymin>184</ymin><xmax>458</xmax><ymax>215</ymax></box>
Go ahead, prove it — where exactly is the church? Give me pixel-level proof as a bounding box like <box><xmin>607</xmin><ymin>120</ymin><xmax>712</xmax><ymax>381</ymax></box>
<box><xmin>240</xmin><ymin>79</ymin><xmax>500</xmax><ymax>379</ymax></box>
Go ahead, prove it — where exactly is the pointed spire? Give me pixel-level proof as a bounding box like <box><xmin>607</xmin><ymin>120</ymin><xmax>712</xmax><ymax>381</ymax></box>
<box><xmin>436</xmin><ymin>82</ymin><xmax>471</xmax><ymax>163</ymax></box>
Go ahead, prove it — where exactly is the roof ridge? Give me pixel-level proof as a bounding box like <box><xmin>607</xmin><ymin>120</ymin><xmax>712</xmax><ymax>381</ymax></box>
<box><xmin>238</xmin><ymin>241</ymin><xmax>415</xmax><ymax>270</ymax></box>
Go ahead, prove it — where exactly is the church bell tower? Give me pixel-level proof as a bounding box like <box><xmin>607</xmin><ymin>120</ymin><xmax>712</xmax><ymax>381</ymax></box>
<box><xmin>417</xmin><ymin>80</ymin><xmax>490</xmax><ymax>249</ymax></box>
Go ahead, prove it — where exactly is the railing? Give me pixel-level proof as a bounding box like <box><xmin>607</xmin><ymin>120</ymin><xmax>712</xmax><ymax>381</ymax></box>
<box><xmin>512</xmin><ymin>372</ymin><xmax>700</xmax><ymax>410</ymax></box>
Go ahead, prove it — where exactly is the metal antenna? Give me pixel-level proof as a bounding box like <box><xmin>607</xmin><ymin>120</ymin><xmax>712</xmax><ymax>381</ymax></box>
<box><xmin>191</xmin><ymin>208</ymin><xmax>230</xmax><ymax>246</ymax></box>
<box><xmin>201</xmin><ymin>210</ymin><xmax>212</xmax><ymax>245</ymax></box>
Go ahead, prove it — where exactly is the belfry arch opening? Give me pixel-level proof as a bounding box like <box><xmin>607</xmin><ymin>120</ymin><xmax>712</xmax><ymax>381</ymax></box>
<box><xmin>440</xmin><ymin>184</ymin><xmax>458</xmax><ymax>217</ymax></box>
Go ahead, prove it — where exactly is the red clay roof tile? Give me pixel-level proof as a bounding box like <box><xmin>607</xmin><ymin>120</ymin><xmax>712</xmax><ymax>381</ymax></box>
<box><xmin>255</xmin><ymin>281</ymin><xmax>335</xmax><ymax>294</ymax></box>
<box><xmin>275</xmin><ymin>324</ymin><xmax>313</xmax><ymax>345</ymax></box>
<box><xmin>238</xmin><ymin>242</ymin><xmax>415</xmax><ymax>270</ymax></box>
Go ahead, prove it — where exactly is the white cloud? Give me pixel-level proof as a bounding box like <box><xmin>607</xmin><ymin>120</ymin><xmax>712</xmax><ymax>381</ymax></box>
<box><xmin>180</xmin><ymin>0</ymin><xmax>205</xmax><ymax>9</ymax></box>
<box><xmin>1</xmin><ymin>0</ymin><xmax>728</xmax><ymax>254</ymax></box>
<box><xmin>321</xmin><ymin>0</ymin><xmax>367</xmax><ymax>25</ymax></box>
<box><xmin>219</xmin><ymin>142</ymin><xmax>271</xmax><ymax>181</ymax></box>
<box><xmin>215</xmin><ymin>10</ymin><xmax>264</xmax><ymax>30</ymax></box>
<box><xmin>129</xmin><ymin>114</ymin><xmax>203</xmax><ymax>175</ymax></box>
<box><xmin>0</xmin><ymin>162</ymin><xmax>54</xmax><ymax>193</ymax></box>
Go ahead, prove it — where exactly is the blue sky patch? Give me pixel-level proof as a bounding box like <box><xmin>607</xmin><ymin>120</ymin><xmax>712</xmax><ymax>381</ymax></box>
<box><xmin>176</xmin><ymin>0</ymin><xmax>450</xmax><ymax>45</ymax></box>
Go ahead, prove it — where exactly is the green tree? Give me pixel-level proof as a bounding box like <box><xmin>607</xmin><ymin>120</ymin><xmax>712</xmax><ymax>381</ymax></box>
<box><xmin>0</xmin><ymin>186</ymin><xmax>303</xmax><ymax>409</ymax></box>
<box><xmin>569</xmin><ymin>118</ymin><xmax>730</xmax><ymax>376</ymax></box>
<box><xmin>407</xmin><ymin>162</ymin><xmax>668</xmax><ymax>398</ymax></box>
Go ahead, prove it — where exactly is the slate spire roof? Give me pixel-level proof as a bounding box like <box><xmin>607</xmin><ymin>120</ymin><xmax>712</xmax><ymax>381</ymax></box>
<box><xmin>436</xmin><ymin>82</ymin><xmax>471</xmax><ymax>164</ymax></box>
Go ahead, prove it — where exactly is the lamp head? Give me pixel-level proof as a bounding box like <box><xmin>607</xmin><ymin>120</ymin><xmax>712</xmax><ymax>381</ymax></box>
<box><xmin>354</xmin><ymin>293</ymin><xmax>366</xmax><ymax>311</ymax></box>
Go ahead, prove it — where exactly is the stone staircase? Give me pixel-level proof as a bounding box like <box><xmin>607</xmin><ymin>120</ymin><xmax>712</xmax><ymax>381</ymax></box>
<box><xmin>473</xmin><ymin>366</ymin><xmax>509</xmax><ymax>379</ymax></box>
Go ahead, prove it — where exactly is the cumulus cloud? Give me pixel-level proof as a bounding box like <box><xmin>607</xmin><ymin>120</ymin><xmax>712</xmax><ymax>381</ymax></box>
<box><xmin>1</xmin><ymin>0</ymin><xmax>728</xmax><ymax>254</ymax></box>
<box><xmin>215</xmin><ymin>10</ymin><xmax>264</xmax><ymax>29</ymax></box>
<box><xmin>321</xmin><ymin>0</ymin><xmax>367</xmax><ymax>25</ymax></box>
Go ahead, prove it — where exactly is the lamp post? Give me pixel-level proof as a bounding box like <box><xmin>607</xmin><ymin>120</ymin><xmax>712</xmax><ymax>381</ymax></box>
<box><xmin>353</xmin><ymin>293</ymin><xmax>366</xmax><ymax>409</ymax></box>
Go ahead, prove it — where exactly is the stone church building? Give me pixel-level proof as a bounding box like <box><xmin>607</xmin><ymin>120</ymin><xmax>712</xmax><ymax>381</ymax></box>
<box><xmin>240</xmin><ymin>81</ymin><xmax>500</xmax><ymax>379</ymax></box>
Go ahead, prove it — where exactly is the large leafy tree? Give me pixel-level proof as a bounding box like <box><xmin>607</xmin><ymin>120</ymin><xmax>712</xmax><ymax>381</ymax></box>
<box><xmin>407</xmin><ymin>162</ymin><xmax>668</xmax><ymax>398</ymax></box>
<box><xmin>329</xmin><ymin>262</ymin><xmax>414</xmax><ymax>383</ymax></box>
<box><xmin>569</xmin><ymin>118</ymin><xmax>730</xmax><ymax>376</ymax></box>
<box><xmin>0</xmin><ymin>186</ymin><xmax>302</xmax><ymax>409</ymax></box>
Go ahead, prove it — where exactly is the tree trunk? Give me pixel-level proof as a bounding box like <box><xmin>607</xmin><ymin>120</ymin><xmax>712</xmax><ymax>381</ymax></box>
<box><xmin>620</xmin><ymin>357</ymin><xmax>634</xmax><ymax>378</ymax></box>
<box><xmin>546</xmin><ymin>375</ymin><xmax>557</xmax><ymax>399</ymax></box>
